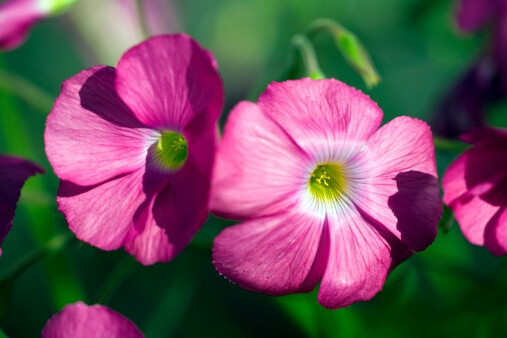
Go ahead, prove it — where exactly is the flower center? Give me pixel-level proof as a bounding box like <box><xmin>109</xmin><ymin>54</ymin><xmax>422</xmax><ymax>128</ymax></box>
<box><xmin>153</xmin><ymin>131</ymin><xmax>188</xmax><ymax>170</ymax></box>
<box><xmin>309</xmin><ymin>164</ymin><xmax>347</xmax><ymax>201</ymax></box>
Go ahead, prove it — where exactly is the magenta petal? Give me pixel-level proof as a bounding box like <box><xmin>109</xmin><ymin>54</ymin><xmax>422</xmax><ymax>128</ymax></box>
<box><xmin>349</xmin><ymin>116</ymin><xmax>441</xmax><ymax>251</ymax></box>
<box><xmin>57</xmin><ymin>169</ymin><xmax>153</xmax><ymax>251</ymax></box>
<box><xmin>484</xmin><ymin>207</ymin><xmax>507</xmax><ymax>255</ymax></box>
<box><xmin>443</xmin><ymin>128</ymin><xmax>507</xmax><ymax>254</ymax></box>
<box><xmin>123</xmin><ymin>196</ymin><xmax>174</xmax><ymax>266</ymax></box>
<box><xmin>45</xmin><ymin>66</ymin><xmax>155</xmax><ymax>187</ymax></box>
<box><xmin>0</xmin><ymin>0</ymin><xmax>46</xmax><ymax>50</ymax></box>
<box><xmin>115</xmin><ymin>34</ymin><xmax>223</xmax><ymax>130</ymax></box>
<box><xmin>453</xmin><ymin>194</ymin><xmax>501</xmax><ymax>247</ymax></box>
<box><xmin>42</xmin><ymin>301</ymin><xmax>143</xmax><ymax>338</ymax></box>
<box><xmin>125</xmin><ymin>162</ymin><xmax>210</xmax><ymax>265</ymax></box>
<box><xmin>213</xmin><ymin>211</ymin><xmax>327</xmax><ymax>296</ymax></box>
<box><xmin>211</xmin><ymin>101</ymin><xmax>310</xmax><ymax>219</ymax></box>
<box><xmin>257</xmin><ymin>79</ymin><xmax>383</xmax><ymax>160</ymax></box>
<box><xmin>460</xmin><ymin>127</ymin><xmax>507</xmax><ymax>145</ymax></box>
<box><xmin>317</xmin><ymin>206</ymin><xmax>411</xmax><ymax>309</ymax></box>
<box><xmin>456</xmin><ymin>0</ymin><xmax>496</xmax><ymax>32</ymax></box>
<box><xmin>0</xmin><ymin>155</ymin><xmax>43</xmax><ymax>247</ymax></box>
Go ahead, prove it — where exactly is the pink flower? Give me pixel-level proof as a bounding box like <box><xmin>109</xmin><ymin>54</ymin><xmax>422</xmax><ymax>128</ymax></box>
<box><xmin>0</xmin><ymin>0</ymin><xmax>46</xmax><ymax>50</ymax></box>
<box><xmin>0</xmin><ymin>0</ymin><xmax>76</xmax><ymax>51</ymax></box>
<box><xmin>211</xmin><ymin>79</ymin><xmax>442</xmax><ymax>309</ymax></box>
<box><xmin>42</xmin><ymin>301</ymin><xmax>143</xmax><ymax>338</ymax></box>
<box><xmin>45</xmin><ymin>34</ymin><xmax>223</xmax><ymax>265</ymax></box>
<box><xmin>0</xmin><ymin>155</ymin><xmax>43</xmax><ymax>254</ymax></box>
<box><xmin>443</xmin><ymin>128</ymin><xmax>507</xmax><ymax>254</ymax></box>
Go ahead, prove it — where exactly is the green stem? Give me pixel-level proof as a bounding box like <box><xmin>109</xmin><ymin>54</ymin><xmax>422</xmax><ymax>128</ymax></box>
<box><xmin>135</xmin><ymin>0</ymin><xmax>151</xmax><ymax>39</ymax></box>
<box><xmin>291</xmin><ymin>35</ymin><xmax>326</xmax><ymax>80</ymax></box>
<box><xmin>433</xmin><ymin>136</ymin><xmax>469</xmax><ymax>153</ymax></box>
<box><xmin>0</xmin><ymin>233</ymin><xmax>74</xmax><ymax>282</ymax></box>
<box><xmin>0</xmin><ymin>70</ymin><xmax>53</xmax><ymax>114</ymax></box>
<box><xmin>307</xmin><ymin>18</ymin><xmax>380</xmax><ymax>88</ymax></box>
<box><xmin>95</xmin><ymin>257</ymin><xmax>138</xmax><ymax>305</ymax></box>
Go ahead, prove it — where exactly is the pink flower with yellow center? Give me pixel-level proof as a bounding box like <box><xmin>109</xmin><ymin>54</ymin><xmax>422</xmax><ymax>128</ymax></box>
<box><xmin>45</xmin><ymin>34</ymin><xmax>223</xmax><ymax>265</ymax></box>
<box><xmin>443</xmin><ymin>128</ymin><xmax>507</xmax><ymax>254</ymax></box>
<box><xmin>42</xmin><ymin>301</ymin><xmax>143</xmax><ymax>338</ymax></box>
<box><xmin>211</xmin><ymin>79</ymin><xmax>442</xmax><ymax>309</ymax></box>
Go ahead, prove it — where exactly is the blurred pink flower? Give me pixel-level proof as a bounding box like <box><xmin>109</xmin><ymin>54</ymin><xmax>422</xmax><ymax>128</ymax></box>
<box><xmin>211</xmin><ymin>79</ymin><xmax>442</xmax><ymax>309</ymax></box>
<box><xmin>45</xmin><ymin>34</ymin><xmax>223</xmax><ymax>265</ymax></box>
<box><xmin>0</xmin><ymin>0</ymin><xmax>76</xmax><ymax>51</ymax></box>
<box><xmin>42</xmin><ymin>301</ymin><xmax>143</xmax><ymax>338</ymax></box>
<box><xmin>69</xmin><ymin>0</ymin><xmax>181</xmax><ymax>65</ymax></box>
<box><xmin>443</xmin><ymin>128</ymin><xmax>507</xmax><ymax>254</ymax></box>
<box><xmin>0</xmin><ymin>0</ymin><xmax>46</xmax><ymax>50</ymax></box>
<box><xmin>0</xmin><ymin>155</ymin><xmax>43</xmax><ymax>254</ymax></box>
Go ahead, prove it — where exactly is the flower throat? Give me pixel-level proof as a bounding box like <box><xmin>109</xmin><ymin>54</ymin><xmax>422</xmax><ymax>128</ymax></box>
<box><xmin>153</xmin><ymin>131</ymin><xmax>188</xmax><ymax>170</ymax></box>
<box><xmin>309</xmin><ymin>164</ymin><xmax>347</xmax><ymax>201</ymax></box>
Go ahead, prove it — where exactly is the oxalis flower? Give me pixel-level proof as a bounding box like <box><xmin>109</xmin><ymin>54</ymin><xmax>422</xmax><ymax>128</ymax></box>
<box><xmin>443</xmin><ymin>128</ymin><xmax>507</xmax><ymax>255</ymax></box>
<box><xmin>0</xmin><ymin>155</ymin><xmax>43</xmax><ymax>255</ymax></box>
<box><xmin>211</xmin><ymin>79</ymin><xmax>442</xmax><ymax>309</ymax></box>
<box><xmin>42</xmin><ymin>301</ymin><xmax>143</xmax><ymax>337</ymax></box>
<box><xmin>45</xmin><ymin>34</ymin><xmax>223</xmax><ymax>265</ymax></box>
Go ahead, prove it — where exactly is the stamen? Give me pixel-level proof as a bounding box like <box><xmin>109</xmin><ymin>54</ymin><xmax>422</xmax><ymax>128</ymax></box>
<box><xmin>152</xmin><ymin>131</ymin><xmax>188</xmax><ymax>170</ymax></box>
<box><xmin>309</xmin><ymin>163</ymin><xmax>347</xmax><ymax>201</ymax></box>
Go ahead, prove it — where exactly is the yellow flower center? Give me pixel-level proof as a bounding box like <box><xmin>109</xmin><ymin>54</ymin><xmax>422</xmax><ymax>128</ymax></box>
<box><xmin>309</xmin><ymin>164</ymin><xmax>347</xmax><ymax>201</ymax></box>
<box><xmin>153</xmin><ymin>131</ymin><xmax>188</xmax><ymax>170</ymax></box>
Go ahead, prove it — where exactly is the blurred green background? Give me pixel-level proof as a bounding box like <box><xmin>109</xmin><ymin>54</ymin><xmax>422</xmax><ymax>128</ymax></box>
<box><xmin>1</xmin><ymin>0</ymin><xmax>507</xmax><ymax>337</ymax></box>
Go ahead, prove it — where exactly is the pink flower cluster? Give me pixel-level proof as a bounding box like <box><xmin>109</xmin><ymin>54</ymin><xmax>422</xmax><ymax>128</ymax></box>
<box><xmin>0</xmin><ymin>3</ymin><xmax>505</xmax><ymax>331</ymax></box>
<box><xmin>41</xmin><ymin>34</ymin><xmax>445</xmax><ymax>310</ymax></box>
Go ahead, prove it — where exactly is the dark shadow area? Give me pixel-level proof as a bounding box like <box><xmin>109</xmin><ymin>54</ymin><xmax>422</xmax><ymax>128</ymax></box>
<box><xmin>57</xmin><ymin>172</ymin><xmax>130</xmax><ymax>197</ymax></box>
<box><xmin>79</xmin><ymin>66</ymin><xmax>147</xmax><ymax>129</ymax></box>
<box><xmin>463</xmin><ymin>142</ymin><xmax>507</xmax><ymax>206</ymax></box>
<box><xmin>355</xmin><ymin>207</ymin><xmax>413</xmax><ymax>271</ymax></box>
<box><xmin>388</xmin><ymin>171</ymin><xmax>442</xmax><ymax>251</ymax></box>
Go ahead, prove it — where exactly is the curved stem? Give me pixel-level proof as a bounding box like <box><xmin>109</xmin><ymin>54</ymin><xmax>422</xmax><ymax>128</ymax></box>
<box><xmin>95</xmin><ymin>257</ymin><xmax>138</xmax><ymax>305</ymax></box>
<box><xmin>135</xmin><ymin>0</ymin><xmax>151</xmax><ymax>39</ymax></box>
<box><xmin>0</xmin><ymin>70</ymin><xmax>53</xmax><ymax>114</ymax></box>
<box><xmin>307</xmin><ymin>18</ymin><xmax>380</xmax><ymax>88</ymax></box>
<box><xmin>291</xmin><ymin>35</ymin><xmax>326</xmax><ymax>80</ymax></box>
<box><xmin>433</xmin><ymin>136</ymin><xmax>469</xmax><ymax>153</ymax></box>
<box><xmin>0</xmin><ymin>233</ymin><xmax>75</xmax><ymax>282</ymax></box>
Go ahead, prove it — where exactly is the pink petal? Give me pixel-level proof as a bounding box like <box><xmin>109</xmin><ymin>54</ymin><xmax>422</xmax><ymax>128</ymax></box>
<box><xmin>443</xmin><ymin>127</ymin><xmax>507</xmax><ymax>255</ymax></box>
<box><xmin>211</xmin><ymin>101</ymin><xmax>310</xmax><ymax>219</ymax></box>
<box><xmin>212</xmin><ymin>211</ymin><xmax>327</xmax><ymax>296</ymax></box>
<box><xmin>0</xmin><ymin>0</ymin><xmax>46</xmax><ymax>50</ymax></box>
<box><xmin>57</xmin><ymin>168</ymin><xmax>155</xmax><ymax>251</ymax></box>
<box><xmin>443</xmin><ymin>144</ymin><xmax>507</xmax><ymax>206</ymax></box>
<box><xmin>484</xmin><ymin>207</ymin><xmax>507</xmax><ymax>255</ymax></box>
<box><xmin>125</xmin><ymin>162</ymin><xmax>210</xmax><ymax>265</ymax></box>
<box><xmin>115</xmin><ymin>34</ymin><xmax>223</xmax><ymax>130</ymax></box>
<box><xmin>348</xmin><ymin>116</ymin><xmax>441</xmax><ymax>251</ymax></box>
<box><xmin>317</xmin><ymin>204</ymin><xmax>412</xmax><ymax>309</ymax></box>
<box><xmin>42</xmin><ymin>301</ymin><xmax>143</xmax><ymax>338</ymax></box>
<box><xmin>0</xmin><ymin>155</ymin><xmax>43</xmax><ymax>246</ymax></box>
<box><xmin>442</xmin><ymin>152</ymin><xmax>468</xmax><ymax>206</ymax></box>
<box><xmin>257</xmin><ymin>79</ymin><xmax>383</xmax><ymax>162</ymax></box>
<box><xmin>123</xmin><ymin>195</ymin><xmax>174</xmax><ymax>266</ymax></box>
<box><xmin>453</xmin><ymin>194</ymin><xmax>501</xmax><ymax>247</ymax></box>
<box><xmin>45</xmin><ymin>66</ymin><xmax>155</xmax><ymax>187</ymax></box>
